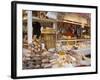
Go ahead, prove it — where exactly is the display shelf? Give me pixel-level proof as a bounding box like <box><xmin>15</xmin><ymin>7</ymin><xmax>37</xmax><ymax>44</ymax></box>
<box><xmin>57</xmin><ymin>39</ymin><xmax>90</xmax><ymax>41</ymax></box>
<box><xmin>57</xmin><ymin>38</ymin><xmax>90</xmax><ymax>48</ymax></box>
<box><xmin>23</xmin><ymin>16</ymin><xmax>57</xmax><ymax>23</ymax></box>
<box><xmin>23</xmin><ymin>16</ymin><xmax>89</xmax><ymax>25</ymax></box>
<box><xmin>73</xmin><ymin>48</ymin><xmax>90</xmax><ymax>55</ymax></box>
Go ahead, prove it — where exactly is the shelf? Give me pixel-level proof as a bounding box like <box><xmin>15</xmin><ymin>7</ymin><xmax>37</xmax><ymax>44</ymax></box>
<box><xmin>41</xmin><ymin>32</ymin><xmax>56</xmax><ymax>34</ymax></box>
<box><xmin>57</xmin><ymin>39</ymin><xmax>90</xmax><ymax>41</ymax></box>
<box><xmin>73</xmin><ymin>48</ymin><xmax>91</xmax><ymax>55</ymax></box>
<box><xmin>23</xmin><ymin>16</ymin><xmax>88</xmax><ymax>25</ymax></box>
<box><xmin>23</xmin><ymin>16</ymin><xmax>57</xmax><ymax>23</ymax></box>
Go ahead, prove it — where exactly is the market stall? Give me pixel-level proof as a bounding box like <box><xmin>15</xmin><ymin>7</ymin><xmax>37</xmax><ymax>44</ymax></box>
<box><xmin>22</xmin><ymin>10</ymin><xmax>91</xmax><ymax>69</ymax></box>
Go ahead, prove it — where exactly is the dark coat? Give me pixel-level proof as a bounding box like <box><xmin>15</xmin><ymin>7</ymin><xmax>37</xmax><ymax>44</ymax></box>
<box><xmin>32</xmin><ymin>22</ymin><xmax>41</xmax><ymax>38</ymax></box>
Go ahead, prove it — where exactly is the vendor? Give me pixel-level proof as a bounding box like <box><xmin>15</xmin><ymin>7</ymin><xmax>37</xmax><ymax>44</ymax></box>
<box><xmin>32</xmin><ymin>22</ymin><xmax>41</xmax><ymax>39</ymax></box>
